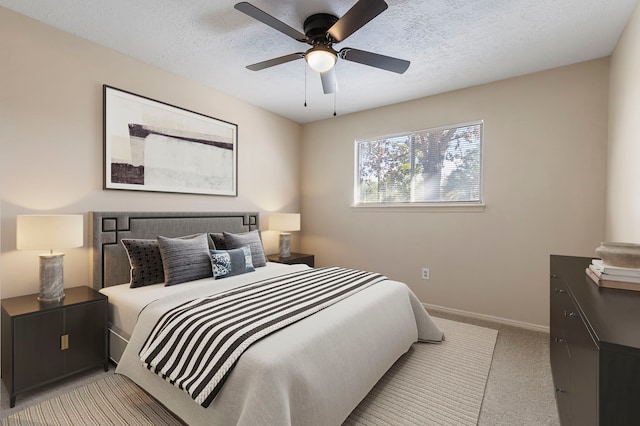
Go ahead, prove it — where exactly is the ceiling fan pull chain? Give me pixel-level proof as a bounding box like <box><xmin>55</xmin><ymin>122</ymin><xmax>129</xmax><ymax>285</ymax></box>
<box><xmin>304</xmin><ymin>60</ymin><xmax>308</xmax><ymax>107</ymax></box>
<box><xmin>333</xmin><ymin>91</ymin><xmax>337</xmax><ymax>117</ymax></box>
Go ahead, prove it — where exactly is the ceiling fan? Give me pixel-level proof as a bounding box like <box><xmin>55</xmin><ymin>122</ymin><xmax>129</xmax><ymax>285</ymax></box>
<box><xmin>234</xmin><ymin>0</ymin><xmax>410</xmax><ymax>95</ymax></box>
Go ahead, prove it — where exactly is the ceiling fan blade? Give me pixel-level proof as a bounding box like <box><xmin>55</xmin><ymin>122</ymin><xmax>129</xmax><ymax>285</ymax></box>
<box><xmin>327</xmin><ymin>0</ymin><xmax>388</xmax><ymax>43</ymax></box>
<box><xmin>235</xmin><ymin>2</ymin><xmax>308</xmax><ymax>43</ymax></box>
<box><xmin>246</xmin><ymin>52</ymin><xmax>304</xmax><ymax>71</ymax></box>
<box><xmin>320</xmin><ymin>69</ymin><xmax>338</xmax><ymax>94</ymax></box>
<box><xmin>339</xmin><ymin>48</ymin><xmax>410</xmax><ymax>74</ymax></box>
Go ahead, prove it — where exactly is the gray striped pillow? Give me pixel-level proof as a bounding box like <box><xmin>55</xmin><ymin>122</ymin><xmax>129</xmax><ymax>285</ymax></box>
<box><xmin>157</xmin><ymin>234</ymin><xmax>213</xmax><ymax>286</ymax></box>
<box><xmin>223</xmin><ymin>230</ymin><xmax>266</xmax><ymax>267</ymax></box>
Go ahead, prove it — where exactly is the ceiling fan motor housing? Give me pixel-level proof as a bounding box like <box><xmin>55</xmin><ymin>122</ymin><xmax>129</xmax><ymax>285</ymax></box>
<box><xmin>303</xmin><ymin>13</ymin><xmax>339</xmax><ymax>43</ymax></box>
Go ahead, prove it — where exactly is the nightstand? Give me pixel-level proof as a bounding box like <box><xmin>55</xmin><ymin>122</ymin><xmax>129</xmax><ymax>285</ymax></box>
<box><xmin>267</xmin><ymin>253</ymin><xmax>315</xmax><ymax>267</ymax></box>
<box><xmin>1</xmin><ymin>286</ymin><xmax>108</xmax><ymax>407</ymax></box>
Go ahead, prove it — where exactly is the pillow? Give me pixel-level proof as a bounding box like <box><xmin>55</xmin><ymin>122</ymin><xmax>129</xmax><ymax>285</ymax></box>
<box><xmin>208</xmin><ymin>233</ymin><xmax>227</xmax><ymax>250</ymax></box>
<box><xmin>157</xmin><ymin>234</ymin><xmax>213</xmax><ymax>286</ymax></box>
<box><xmin>121</xmin><ymin>239</ymin><xmax>165</xmax><ymax>288</ymax></box>
<box><xmin>210</xmin><ymin>246</ymin><xmax>255</xmax><ymax>279</ymax></box>
<box><xmin>223</xmin><ymin>230</ymin><xmax>266</xmax><ymax>267</ymax></box>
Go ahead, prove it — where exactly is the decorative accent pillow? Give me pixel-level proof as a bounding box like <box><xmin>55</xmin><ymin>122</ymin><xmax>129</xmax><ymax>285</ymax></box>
<box><xmin>121</xmin><ymin>239</ymin><xmax>165</xmax><ymax>288</ymax></box>
<box><xmin>208</xmin><ymin>233</ymin><xmax>227</xmax><ymax>250</ymax></box>
<box><xmin>223</xmin><ymin>230</ymin><xmax>266</xmax><ymax>267</ymax></box>
<box><xmin>210</xmin><ymin>246</ymin><xmax>255</xmax><ymax>279</ymax></box>
<box><xmin>157</xmin><ymin>234</ymin><xmax>213</xmax><ymax>286</ymax></box>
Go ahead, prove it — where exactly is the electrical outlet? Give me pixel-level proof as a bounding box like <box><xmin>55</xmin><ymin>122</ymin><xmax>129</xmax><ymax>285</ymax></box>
<box><xmin>421</xmin><ymin>268</ymin><xmax>430</xmax><ymax>280</ymax></box>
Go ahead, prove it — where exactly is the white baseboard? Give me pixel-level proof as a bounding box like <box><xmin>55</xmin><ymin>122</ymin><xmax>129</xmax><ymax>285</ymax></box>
<box><xmin>423</xmin><ymin>303</ymin><xmax>550</xmax><ymax>333</ymax></box>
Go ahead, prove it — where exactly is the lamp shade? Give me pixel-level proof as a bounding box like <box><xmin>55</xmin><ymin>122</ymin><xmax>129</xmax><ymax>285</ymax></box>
<box><xmin>17</xmin><ymin>215</ymin><xmax>84</xmax><ymax>251</ymax></box>
<box><xmin>269</xmin><ymin>213</ymin><xmax>301</xmax><ymax>232</ymax></box>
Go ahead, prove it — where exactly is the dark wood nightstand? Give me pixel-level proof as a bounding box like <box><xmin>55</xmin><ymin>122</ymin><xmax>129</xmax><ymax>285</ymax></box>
<box><xmin>1</xmin><ymin>286</ymin><xmax>108</xmax><ymax>407</ymax></box>
<box><xmin>267</xmin><ymin>253</ymin><xmax>315</xmax><ymax>267</ymax></box>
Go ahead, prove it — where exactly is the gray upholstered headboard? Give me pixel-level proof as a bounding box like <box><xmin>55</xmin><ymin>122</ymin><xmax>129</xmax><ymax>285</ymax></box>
<box><xmin>90</xmin><ymin>211</ymin><xmax>259</xmax><ymax>290</ymax></box>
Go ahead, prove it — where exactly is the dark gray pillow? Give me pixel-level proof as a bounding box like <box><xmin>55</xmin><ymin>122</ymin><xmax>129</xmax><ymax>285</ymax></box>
<box><xmin>208</xmin><ymin>233</ymin><xmax>227</xmax><ymax>250</ymax></box>
<box><xmin>157</xmin><ymin>234</ymin><xmax>213</xmax><ymax>286</ymax></box>
<box><xmin>223</xmin><ymin>230</ymin><xmax>266</xmax><ymax>267</ymax></box>
<box><xmin>210</xmin><ymin>246</ymin><xmax>255</xmax><ymax>279</ymax></box>
<box><xmin>122</xmin><ymin>239</ymin><xmax>164</xmax><ymax>288</ymax></box>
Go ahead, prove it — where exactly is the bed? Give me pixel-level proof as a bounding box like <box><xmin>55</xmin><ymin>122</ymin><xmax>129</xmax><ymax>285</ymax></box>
<box><xmin>91</xmin><ymin>211</ymin><xmax>444</xmax><ymax>426</ymax></box>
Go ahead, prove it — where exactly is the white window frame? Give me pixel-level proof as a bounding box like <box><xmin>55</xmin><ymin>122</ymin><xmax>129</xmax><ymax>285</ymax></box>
<box><xmin>352</xmin><ymin>120</ymin><xmax>485</xmax><ymax>211</ymax></box>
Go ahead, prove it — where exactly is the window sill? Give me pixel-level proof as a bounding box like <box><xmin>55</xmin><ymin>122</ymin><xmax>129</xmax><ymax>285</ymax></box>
<box><xmin>350</xmin><ymin>203</ymin><xmax>486</xmax><ymax>213</ymax></box>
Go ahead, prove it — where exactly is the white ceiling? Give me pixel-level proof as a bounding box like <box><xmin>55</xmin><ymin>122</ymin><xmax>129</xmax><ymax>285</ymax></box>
<box><xmin>2</xmin><ymin>0</ymin><xmax>637</xmax><ymax>123</ymax></box>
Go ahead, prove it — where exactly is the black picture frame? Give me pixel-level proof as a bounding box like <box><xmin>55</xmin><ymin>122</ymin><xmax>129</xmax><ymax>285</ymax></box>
<box><xmin>103</xmin><ymin>85</ymin><xmax>238</xmax><ymax>196</ymax></box>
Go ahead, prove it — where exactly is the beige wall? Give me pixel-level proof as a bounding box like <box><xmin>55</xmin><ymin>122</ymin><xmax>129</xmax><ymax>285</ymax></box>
<box><xmin>0</xmin><ymin>5</ymin><xmax>617</xmax><ymax>328</ymax></box>
<box><xmin>300</xmin><ymin>59</ymin><xmax>610</xmax><ymax>328</ymax></box>
<box><xmin>608</xmin><ymin>3</ymin><xmax>640</xmax><ymax>242</ymax></box>
<box><xmin>0</xmin><ymin>8</ymin><xmax>302</xmax><ymax>298</ymax></box>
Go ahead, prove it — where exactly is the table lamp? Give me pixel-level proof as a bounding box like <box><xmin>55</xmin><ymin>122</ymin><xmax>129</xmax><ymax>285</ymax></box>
<box><xmin>269</xmin><ymin>213</ymin><xmax>301</xmax><ymax>258</ymax></box>
<box><xmin>17</xmin><ymin>215</ymin><xmax>84</xmax><ymax>302</ymax></box>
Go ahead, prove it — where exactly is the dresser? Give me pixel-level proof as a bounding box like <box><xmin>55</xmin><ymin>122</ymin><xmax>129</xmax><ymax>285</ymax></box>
<box><xmin>550</xmin><ymin>255</ymin><xmax>640</xmax><ymax>425</ymax></box>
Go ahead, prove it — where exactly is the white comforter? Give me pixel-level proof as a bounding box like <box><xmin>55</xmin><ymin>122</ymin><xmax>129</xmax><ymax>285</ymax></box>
<box><xmin>116</xmin><ymin>264</ymin><xmax>444</xmax><ymax>426</ymax></box>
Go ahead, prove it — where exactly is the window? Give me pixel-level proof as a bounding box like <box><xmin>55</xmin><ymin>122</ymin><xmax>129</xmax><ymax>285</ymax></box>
<box><xmin>354</xmin><ymin>121</ymin><xmax>483</xmax><ymax>207</ymax></box>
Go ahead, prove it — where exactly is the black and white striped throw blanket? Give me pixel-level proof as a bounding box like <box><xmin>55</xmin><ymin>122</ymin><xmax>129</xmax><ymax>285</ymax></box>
<box><xmin>138</xmin><ymin>266</ymin><xmax>387</xmax><ymax>407</ymax></box>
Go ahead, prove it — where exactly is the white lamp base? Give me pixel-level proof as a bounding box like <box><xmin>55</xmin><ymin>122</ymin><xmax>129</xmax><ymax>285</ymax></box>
<box><xmin>279</xmin><ymin>233</ymin><xmax>292</xmax><ymax>258</ymax></box>
<box><xmin>38</xmin><ymin>253</ymin><xmax>65</xmax><ymax>303</ymax></box>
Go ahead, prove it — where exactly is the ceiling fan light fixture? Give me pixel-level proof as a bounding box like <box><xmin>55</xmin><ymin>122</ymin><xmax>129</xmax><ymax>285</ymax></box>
<box><xmin>305</xmin><ymin>45</ymin><xmax>337</xmax><ymax>73</ymax></box>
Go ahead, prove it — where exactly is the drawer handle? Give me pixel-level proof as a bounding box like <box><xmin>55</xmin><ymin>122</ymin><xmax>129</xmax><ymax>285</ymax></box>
<box><xmin>551</xmin><ymin>274</ymin><xmax>559</xmax><ymax>279</ymax></box>
<box><xmin>553</xmin><ymin>336</ymin><xmax>565</xmax><ymax>344</ymax></box>
<box><xmin>563</xmin><ymin>310</ymin><xmax>577</xmax><ymax>319</ymax></box>
<box><xmin>555</xmin><ymin>387</ymin><xmax>567</xmax><ymax>394</ymax></box>
<box><xmin>554</xmin><ymin>288</ymin><xmax>566</xmax><ymax>294</ymax></box>
<box><xmin>60</xmin><ymin>334</ymin><xmax>69</xmax><ymax>351</ymax></box>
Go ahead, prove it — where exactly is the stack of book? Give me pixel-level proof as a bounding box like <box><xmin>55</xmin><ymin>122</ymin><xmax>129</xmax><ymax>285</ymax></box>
<box><xmin>586</xmin><ymin>258</ymin><xmax>640</xmax><ymax>291</ymax></box>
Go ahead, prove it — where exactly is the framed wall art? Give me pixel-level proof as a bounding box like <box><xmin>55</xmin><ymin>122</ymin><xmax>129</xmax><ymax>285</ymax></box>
<box><xmin>103</xmin><ymin>85</ymin><xmax>237</xmax><ymax>196</ymax></box>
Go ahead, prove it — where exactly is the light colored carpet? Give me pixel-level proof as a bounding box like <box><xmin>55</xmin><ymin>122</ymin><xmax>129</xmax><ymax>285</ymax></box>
<box><xmin>1</xmin><ymin>374</ymin><xmax>181</xmax><ymax>426</ymax></box>
<box><xmin>431</xmin><ymin>311</ymin><xmax>560</xmax><ymax>426</ymax></box>
<box><xmin>2</xmin><ymin>318</ymin><xmax>497</xmax><ymax>426</ymax></box>
<box><xmin>344</xmin><ymin>317</ymin><xmax>498</xmax><ymax>425</ymax></box>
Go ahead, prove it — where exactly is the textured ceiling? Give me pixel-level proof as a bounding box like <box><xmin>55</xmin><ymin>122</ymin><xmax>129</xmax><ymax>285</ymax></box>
<box><xmin>1</xmin><ymin>0</ymin><xmax>637</xmax><ymax>123</ymax></box>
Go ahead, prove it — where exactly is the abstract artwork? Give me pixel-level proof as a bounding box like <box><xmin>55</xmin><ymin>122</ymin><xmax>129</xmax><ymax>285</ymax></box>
<box><xmin>103</xmin><ymin>85</ymin><xmax>237</xmax><ymax>196</ymax></box>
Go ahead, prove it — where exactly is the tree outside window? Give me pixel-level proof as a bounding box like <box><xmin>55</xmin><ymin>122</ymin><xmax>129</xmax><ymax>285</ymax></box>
<box><xmin>355</xmin><ymin>121</ymin><xmax>483</xmax><ymax>205</ymax></box>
